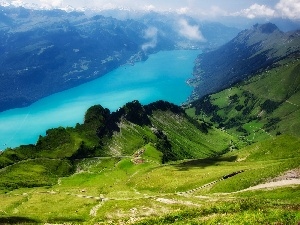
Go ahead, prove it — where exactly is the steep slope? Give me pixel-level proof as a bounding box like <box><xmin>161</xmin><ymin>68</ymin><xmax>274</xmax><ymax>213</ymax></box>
<box><xmin>187</xmin><ymin>52</ymin><xmax>300</xmax><ymax>144</ymax></box>
<box><xmin>0</xmin><ymin>100</ymin><xmax>233</xmax><ymax>190</ymax></box>
<box><xmin>189</xmin><ymin>23</ymin><xmax>300</xmax><ymax>100</ymax></box>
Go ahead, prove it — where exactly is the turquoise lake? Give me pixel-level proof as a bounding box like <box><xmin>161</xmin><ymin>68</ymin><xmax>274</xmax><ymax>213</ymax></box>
<box><xmin>0</xmin><ymin>50</ymin><xmax>199</xmax><ymax>149</ymax></box>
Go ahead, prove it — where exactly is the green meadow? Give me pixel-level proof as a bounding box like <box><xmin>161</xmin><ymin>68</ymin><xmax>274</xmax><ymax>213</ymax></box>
<box><xmin>0</xmin><ymin>134</ymin><xmax>299</xmax><ymax>224</ymax></box>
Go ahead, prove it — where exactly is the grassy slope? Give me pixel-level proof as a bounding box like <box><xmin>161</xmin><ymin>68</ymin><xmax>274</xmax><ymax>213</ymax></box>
<box><xmin>0</xmin><ymin>134</ymin><xmax>299</xmax><ymax>224</ymax></box>
<box><xmin>0</xmin><ymin>102</ymin><xmax>233</xmax><ymax>193</ymax></box>
<box><xmin>188</xmin><ymin>56</ymin><xmax>300</xmax><ymax>145</ymax></box>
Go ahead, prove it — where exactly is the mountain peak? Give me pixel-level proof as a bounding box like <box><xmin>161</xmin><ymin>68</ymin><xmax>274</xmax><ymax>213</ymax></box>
<box><xmin>252</xmin><ymin>22</ymin><xmax>279</xmax><ymax>34</ymax></box>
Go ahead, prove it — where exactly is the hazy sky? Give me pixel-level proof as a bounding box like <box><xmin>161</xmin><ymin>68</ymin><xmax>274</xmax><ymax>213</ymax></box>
<box><xmin>1</xmin><ymin>0</ymin><xmax>300</xmax><ymax>20</ymax></box>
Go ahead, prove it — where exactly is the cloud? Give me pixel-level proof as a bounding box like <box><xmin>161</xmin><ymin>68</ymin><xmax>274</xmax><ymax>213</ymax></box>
<box><xmin>1</xmin><ymin>0</ymin><xmax>65</xmax><ymax>9</ymax></box>
<box><xmin>210</xmin><ymin>5</ymin><xmax>229</xmax><ymax>17</ymax></box>
<box><xmin>197</xmin><ymin>5</ymin><xmax>228</xmax><ymax>18</ymax></box>
<box><xmin>1</xmin><ymin>0</ymin><xmax>300</xmax><ymax>22</ymax></box>
<box><xmin>233</xmin><ymin>3</ymin><xmax>275</xmax><ymax>19</ymax></box>
<box><xmin>0</xmin><ymin>2</ymin><xmax>10</xmax><ymax>6</ymax></box>
<box><xmin>176</xmin><ymin>7</ymin><xmax>189</xmax><ymax>15</ymax></box>
<box><xmin>143</xmin><ymin>4</ymin><xmax>155</xmax><ymax>11</ymax></box>
<box><xmin>178</xmin><ymin>19</ymin><xmax>205</xmax><ymax>42</ymax></box>
<box><xmin>141</xmin><ymin>27</ymin><xmax>158</xmax><ymax>51</ymax></box>
<box><xmin>11</xmin><ymin>0</ymin><xmax>23</xmax><ymax>7</ymax></box>
<box><xmin>276</xmin><ymin>0</ymin><xmax>300</xmax><ymax>19</ymax></box>
<box><xmin>40</xmin><ymin>0</ymin><xmax>63</xmax><ymax>9</ymax></box>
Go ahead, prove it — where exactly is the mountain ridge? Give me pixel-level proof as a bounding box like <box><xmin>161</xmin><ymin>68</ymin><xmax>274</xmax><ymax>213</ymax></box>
<box><xmin>187</xmin><ymin>48</ymin><xmax>300</xmax><ymax>145</ymax></box>
<box><xmin>188</xmin><ymin>22</ymin><xmax>300</xmax><ymax>101</ymax></box>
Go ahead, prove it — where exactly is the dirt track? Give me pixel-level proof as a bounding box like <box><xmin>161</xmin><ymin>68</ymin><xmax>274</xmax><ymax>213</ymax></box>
<box><xmin>239</xmin><ymin>168</ymin><xmax>300</xmax><ymax>192</ymax></box>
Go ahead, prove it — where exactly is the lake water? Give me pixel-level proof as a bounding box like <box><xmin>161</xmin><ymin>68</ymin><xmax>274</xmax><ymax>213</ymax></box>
<box><xmin>0</xmin><ymin>50</ymin><xmax>199</xmax><ymax>149</ymax></box>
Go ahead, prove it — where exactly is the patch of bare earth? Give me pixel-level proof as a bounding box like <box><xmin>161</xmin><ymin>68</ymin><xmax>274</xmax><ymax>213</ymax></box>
<box><xmin>241</xmin><ymin>168</ymin><xmax>300</xmax><ymax>192</ymax></box>
<box><xmin>155</xmin><ymin>198</ymin><xmax>200</xmax><ymax>206</ymax></box>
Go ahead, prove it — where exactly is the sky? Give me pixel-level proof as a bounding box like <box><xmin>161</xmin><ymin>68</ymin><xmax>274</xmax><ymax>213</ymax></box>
<box><xmin>1</xmin><ymin>0</ymin><xmax>300</xmax><ymax>21</ymax></box>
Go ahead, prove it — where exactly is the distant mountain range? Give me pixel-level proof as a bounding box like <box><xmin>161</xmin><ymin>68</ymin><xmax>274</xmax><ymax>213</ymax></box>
<box><xmin>189</xmin><ymin>22</ymin><xmax>300</xmax><ymax>101</ymax></box>
<box><xmin>0</xmin><ymin>6</ymin><xmax>239</xmax><ymax>112</ymax></box>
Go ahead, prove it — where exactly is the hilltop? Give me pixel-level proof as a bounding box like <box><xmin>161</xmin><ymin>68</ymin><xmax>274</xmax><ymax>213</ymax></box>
<box><xmin>0</xmin><ymin>100</ymin><xmax>233</xmax><ymax>190</ymax></box>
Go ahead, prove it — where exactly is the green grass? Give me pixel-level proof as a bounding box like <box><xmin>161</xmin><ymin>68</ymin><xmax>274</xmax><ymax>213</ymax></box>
<box><xmin>235</xmin><ymin>186</ymin><xmax>300</xmax><ymax>204</ymax></box>
<box><xmin>134</xmin><ymin>199</ymin><xmax>300</xmax><ymax>225</ymax></box>
<box><xmin>142</xmin><ymin>143</ymin><xmax>163</xmax><ymax>163</ymax></box>
<box><xmin>0</xmin><ymin>98</ymin><xmax>299</xmax><ymax>223</ymax></box>
<box><xmin>1</xmin><ymin>135</ymin><xmax>298</xmax><ymax>224</ymax></box>
<box><xmin>188</xmin><ymin>57</ymin><xmax>300</xmax><ymax>144</ymax></box>
<box><xmin>104</xmin><ymin>122</ymin><xmax>156</xmax><ymax>156</ymax></box>
<box><xmin>0</xmin><ymin>159</ymin><xmax>73</xmax><ymax>191</ymax></box>
<box><xmin>150</xmin><ymin>110</ymin><xmax>233</xmax><ymax>158</ymax></box>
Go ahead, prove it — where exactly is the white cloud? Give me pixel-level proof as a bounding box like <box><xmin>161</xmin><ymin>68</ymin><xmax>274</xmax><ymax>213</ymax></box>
<box><xmin>234</xmin><ymin>3</ymin><xmax>275</xmax><ymax>19</ymax></box>
<box><xmin>1</xmin><ymin>0</ymin><xmax>300</xmax><ymax>22</ymax></box>
<box><xmin>143</xmin><ymin>4</ymin><xmax>155</xmax><ymax>11</ymax></box>
<box><xmin>144</xmin><ymin>26</ymin><xmax>158</xmax><ymax>39</ymax></box>
<box><xmin>176</xmin><ymin>7</ymin><xmax>189</xmax><ymax>15</ymax></box>
<box><xmin>178</xmin><ymin>19</ymin><xmax>205</xmax><ymax>42</ymax></box>
<box><xmin>11</xmin><ymin>0</ymin><xmax>23</xmax><ymax>7</ymax></box>
<box><xmin>141</xmin><ymin>27</ymin><xmax>158</xmax><ymax>51</ymax></box>
<box><xmin>199</xmin><ymin>5</ymin><xmax>228</xmax><ymax>18</ymax></box>
<box><xmin>40</xmin><ymin>0</ymin><xmax>62</xmax><ymax>8</ymax></box>
<box><xmin>210</xmin><ymin>5</ymin><xmax>228</xmax><ymax>17</ymax></box>
<box><xmin>0</xmin><ymin>0</ymin><xmax>10</xmax><ymax>6</ymax></box>
<box><xmin>276</xmin><ymin>0</ymin><xmax>300</xmax><ymax>19</ymax></box>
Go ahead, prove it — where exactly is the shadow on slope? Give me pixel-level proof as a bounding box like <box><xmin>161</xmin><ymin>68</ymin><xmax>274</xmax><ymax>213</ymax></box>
<box><xmin>174</xmin><ymin>155</ymin><xmax>237</xmax><ymax>171</ymax></box>
<box><xmin>0</xmin><ymin>216</ymin><xmax>40</xmax><ymax>224</ymax></box>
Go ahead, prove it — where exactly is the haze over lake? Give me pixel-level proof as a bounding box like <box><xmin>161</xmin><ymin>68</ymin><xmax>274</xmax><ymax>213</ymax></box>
<box><xmin>0</xmin><ymin>50</ymin><xmax>199</xmax><ymax>149</ymax></box>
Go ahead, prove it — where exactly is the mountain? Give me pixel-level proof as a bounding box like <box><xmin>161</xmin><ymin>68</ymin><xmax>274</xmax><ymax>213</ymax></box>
<box><xmin>188</xmin><ymin>51</ymin><xmax>300</xmax><ymax>145</ymax></box>
<box><xmin>0</xmin><ymin>6</ymin><xmax>240</xmax><ymax>112</ymax></box>
<box><xmin>0</xmin><ymin>7</ymin><xmax>147</xmax><ymax>112</ymax></box>
<box><xmin>188</xmin><ymin>23</ymin><xmax>300</xmax><ymax>101</ymax></box>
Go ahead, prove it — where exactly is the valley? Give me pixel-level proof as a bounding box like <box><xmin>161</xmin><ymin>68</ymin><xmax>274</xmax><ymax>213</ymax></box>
<box><xmin>0</xmin><ymin>6</ymin><xmax>239</xmax><ymax>112</ymax></box>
